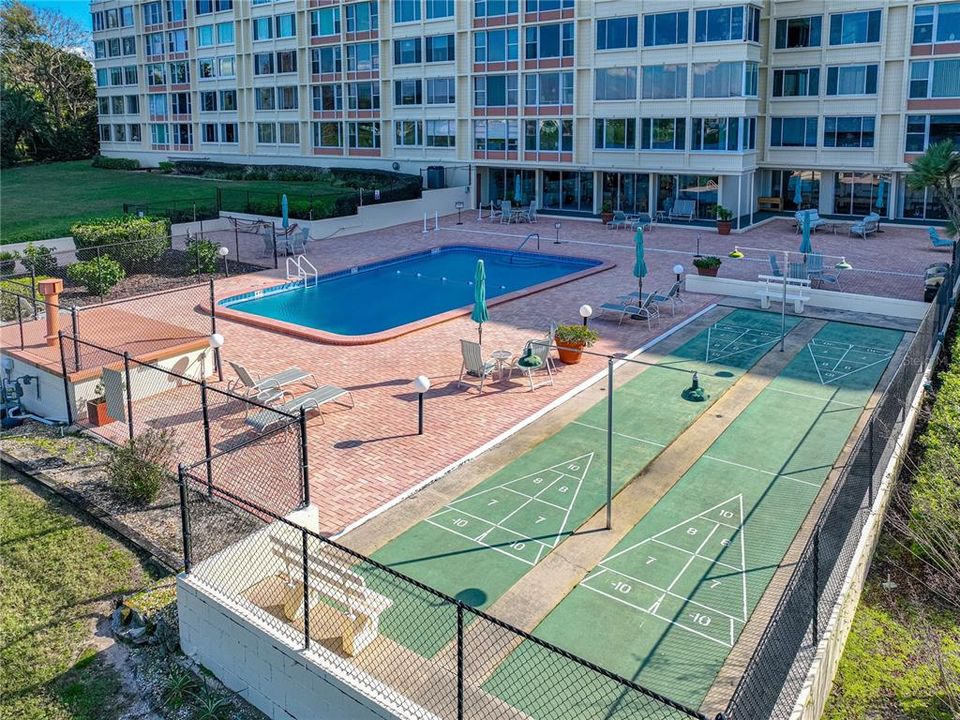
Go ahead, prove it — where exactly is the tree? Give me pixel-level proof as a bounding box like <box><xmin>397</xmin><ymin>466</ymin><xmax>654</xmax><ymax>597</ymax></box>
<box><xmin>907</xmin><ymin>140</ymin><xmax>960</xmax><ymax>236</ymax></box>
<box><xmin>0</xmin><ymin>0</ymin><xmax>97</xmax><ymax>165</ymax></box>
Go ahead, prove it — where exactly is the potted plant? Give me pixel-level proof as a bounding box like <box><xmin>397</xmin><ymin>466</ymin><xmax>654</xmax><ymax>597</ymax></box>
<box><xmin>554</xmin><ymin>324</ymin><xmax>600</xmax><ymax>365</ymax></box>
<box><xmin>87</xmin><ymin>381</ymin><xmax>110</xmax><ymax>426</ymax></box>
<box><xmin>600</xmin><ymin>201</ymin><xmax>614</xmax><ymax>225</ymax></box>
<box><xmin>0</xmin><ymin>251</ymin><xmax>18</xmax><ymax>275</ymax></box>
<box><xmin>716</xmin><ymin>206</ymin><xmax>734</xmax><ymax>235</ymax></box>
<box><xmin>693</xmin><ymin>256</ymin><xmax>722</xmax><ymax>277</ymax></box>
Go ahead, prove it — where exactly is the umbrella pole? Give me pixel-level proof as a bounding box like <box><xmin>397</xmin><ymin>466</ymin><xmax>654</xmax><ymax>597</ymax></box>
<box><xmin>478</xmin><ymin>323</ymin><xmax>482</xmax><ymax>345</ymax></box>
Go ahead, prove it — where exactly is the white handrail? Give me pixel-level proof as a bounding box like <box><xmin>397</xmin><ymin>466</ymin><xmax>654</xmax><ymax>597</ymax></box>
<box><xmin>285</xmin><ymin>255</ymin><xmax>318</xmax><ymax>287</ymax></box>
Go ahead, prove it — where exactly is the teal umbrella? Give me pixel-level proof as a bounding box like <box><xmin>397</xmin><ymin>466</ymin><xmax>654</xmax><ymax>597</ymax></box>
<box><xmin>793</xmin><ymin>176</ymin><xmax>803</xmax><ymax>206</ymax></box>
<box><xmin>875</xmin><ymin>178</ymin><xmax>886</xmax><ymax>209</ymax></box>
<box><xmin>471</xmin><ymin>259</ymin><xmax>489</xmax><ymax>343</ymax></box>
<box><xmin>633</xmin><ymin>226</ymin><xmax>648</xmax><ymax>298</ymax></box>
<box><xmin>281</xmin><ymin>194</ymin><xmax>289</xmax><ymax>229</ymax></box>
<box><xmin>799</xmin><ymin>211</ymin><xmax>812</xmax><ymax>255</ymax></box>
<box><xmin>514</xmin><ymin>174</ymin><xmax>522</xmax><ymax>203</ymax></box>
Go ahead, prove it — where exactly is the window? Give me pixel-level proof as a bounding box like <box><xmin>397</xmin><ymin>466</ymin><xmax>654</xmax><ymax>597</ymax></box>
<box><xmin>145</xmin><ymin>33</ymin><xmax>164</xmax><ymax>56</ymax></box>
<box><xmin>596</xmin><ymin>17</ymin><xmax>638</xmax><ymax>50</ymax></box>
<box><xmin>256</xmin><ymin>87</ymin><xmax>275</xmax><ymax>110</ymax></box>
<box><xmin>524</xmin><ymin>22</ymin><xmax>574</xmax><ymax>58</ymax></box>
<box><xmin>641</xmin><ymin>118</ymin><xmax>685</xmax><ymax>150</ymax></box>
<box><xmin>909</xmin><ymin>59</ymin><xmax>960</xmax><ymax>98</ymax></box>
<box><xmin>426</xmin><ymin>77</ymin><xmax>455</xmax><ymax>104</ymax></box>
<box><xmin>92</xmin><ymin>10</ymin><xmax>104</xmax><ymax>31</ymax></box>
<box><xmin>275</xmin><ymin>14</ymin><xmax>296</xmax><ymax>38</ymax></box>
<box><xmin>167</xmin><ymin>30</ymin><xmax>187</xmax><ymax>53</ymax></box>
<box><xmin>829</xmin><ymin>10</ymin><xmax>881</xmax><ymax>45</ymax></box>
<box><xmin>346</xmin><ymin>2</ymin><xmax>378</xmax><ymax>32</ymax></box>
<box><xmin>524</xmin><ymin>71</ymin><xmax>573</xmax><ymax>104</ymax></box>
<box><xmin>278</xmin><ymin>122</ymin><xmax>299</xmax><ymax>144</ymax></box>
<box><xmin>122</xmin><ymin>37</ymin><xmax>136</xmax><ymax>55</ymax></box>
<box><xmin>346</xmin><ymin>42</ymin><xmax>379</xmax><ymax>71</ymax></box>
<box><xmin>218</xmin><ymin>56</ymin><xmax>235</xmax><ymax>77</ymax></box>
<box><xmin>313</xmin><ymin>121</ymin><xmax>342</xmax><ymax>147</ymax></box>
<box><xmin>196</xmin><ymin>0</ymin><xmax>213</xmax><ymax>14</ymax></box>
<box><xmin>474</xmin><ymin>74</ymin><xmax>518</xmax><ymax>106</ymax></box>
<box><xmin>906</xmin><ymin>114</ymin><xmax>960</xmax><ymax>152</ymax></box>
<box><xmin>217</xmin><ymin>22</ymin><xmax>234</xmax><ymax>44</ymax></box>
<box><xmin>823</xmin><ymin>116</ymin><xmax>875</xmax><ymax>147</ymax></box>
<box><xmin>257</xmin><ymin>122</ymin><xmax>276</xmax><ymax>143</ymax></box>
<box><xmin>129</xmin><ymin>124</ymin><xmax>141</xmax><ymax>142</ymax></box>
<box><xmin>312</xmin><ymin>84</ymin><xmax>342</xmax><ymax>110</ymax></box>
<box><xmin>348</xmin><ymin>121</ymin><xmax>380</xmax><ymax>148</ymax></box>
<box><xmin>394</xmin><ymin>0</ymin><xmax>420</xmax><ymax>23</ymax></box>
<box><xmin>215</xmin><ymin>1</ymin><xmax>232</xmax><ymax>11</ymax></box>
<box><xmin>474</xmin><ymin>29</ymin><xmax>519</xmax><ymax>62</ymax></box>
<box><xmin>96</xmin><ymin>69</ymin><xmax>108</xmax><ymax>87</ymax></box>
<box><xmin>109</xmin><ymin>67</ymin><xmax>124</xmax><ymax>86</ymax></box>
<box><xmin>146</xmin><ymin>64</ymin><xmax>165</xmax><ymax>85</ymax></box>
<box><xmin>426</xmin><ymin>119</ymin><xmax>455</xmax><ymax>147</ymax></box>
<box><xmin>150</xmin><ymin>123</ymin><xmax>168</xmax><ymax>144</ymax></box>
<box><xmin>124</xmin><ymin>66</ymin><xmax>138</xmax><ymax>84</ymax></box>
<box><xmin>473</xmin><ymin>119</ymin><xmax>519</xmax><ymax>150</ymax></box>
<box><xmin>395</xmin><ymin>120</ymin><xmax>422</xmax><ymax>146</ymax></box>
<box><xmin>601</xmin><ymin>173</ymin><xmax>649</xmax><ymax>214</ymax></box>
<box><xmin>394</xmin><ymin>38</ymin><xmax>421</xmax><ymax>64</ymax></box>
<box><xmin>220</xmin><ymin>90</ymin><xmax>237</xmax><ymax>111</ymax></box>
<box><xmin>474</xmin><ymin>0</ymin><xmax>518</xmax><ymax>18</ymax></box>
<box><xmin>594</xmin><ymin>118</ymin><xmax>636</xmax><ymax>149</ymax></box>
<box><xmin>695</xmin><ymin>6</ymin><xmax>760</xmax><ymax>43</ymax></box>
<box><xmin>143</xmin><ymin>2</ymin><xmax>162</xmax><ymax>25</ymax></box>
<box><xmin>120</xmin><ymin>6</ymin><xmax>134</xmax><ymax>26</ymax></box>
<box><xmin>312</xmin><ymin>46</ymin><xmax>342</xmax><ymax>73</ymax></box>
<box><xmin>111</xmin><ymin>96</ymin><xmax>125</xmax><ymax>115</ymax></box>
<box><xmin>691</xmin><ymin>117</ymin><xmax>755</xmax><ymax>151</ymax></box>
<box><xmin>311</xmin><ymin>7</ymin><xmax>341</xmax><ymax>37</ymax></box>
<box><xmin>108</xmin><ymin>38</ymin><xmax>121</xmax><ymax>57</ymax></box>
<box><xmin>113</xmin><ymin>124</ymin><xmax>127</xmax><ymax>142</ymax></box>
<box><xmin>149</xmin><ymin>93</ymin><xmax>168</xmax><ymax>116</ymax></box>
<box><xmin>201</xmin><ymin>91</ymin><xmax>217</xmax><ymax>111</ymax></box>
<box><xmin>775</xmin><ymin>16</ymin><xmax>822</xmax><ymax>48</ymax></box>
<box><xmin>126</xmin><ymin>95</ymin><xmax>139</xmax><ymax>114</ymax></box>
<box><xmin>772</xmin><ymin>68</ymin><xmax>819</xmax><ymax>97</ymax></box>
<box><xmin>94</xmin><ymin>41</ymin><xmax>105</xmax><ymax>60</ymax></box>
<box><xmin>198</xmin><ymin>58</ymin><xmax>216</xmax><ymax>79</ymax></box>
<box><xmin>426</xmin><ymin>34</ymin><xmax>455</xmax><ymax>62</ymax></box>
<box><xmin>197</xmin><ymin>25</ymin><xmax>214</xmax><ymax>47</ymax></box>
<box><xmin>276</xmin><ymin>50</ymin><xmax>297</xmax><ymax>73</ymax></box>
<box><xmin>278</xmin><ymin>86</ymin><xmax>298</xmax><ymax>110</ymax></box>
<box><xmin>643</xmin><ymin>10</ymin><xmax>688</xmax><ymax>46</ymax></box>
<box><xmin>395</xmin><ymin>79</ymin><xmax>422</xmax><ymax>105</ymax></box>
<box><xmin>525</xmin><ymin>0</ymin><xmax>574</xmax><ymax>10</ymax></box>
<box><xmin>347</xmin><ymin>82</ymin><xmax>380</xmax><ymax>109</ymax></box>
<box><xmin>168</xmin><ymin>0</ymin><xmax>186</xmax><ymax>22</ymax></box>
<box><xmin>693</xmin><ymin>62</ymin><xmax>757</xmax><ymax>98</ymax></box>
<box><xmin>524</xmin><ymin>119</ymin><xmax>573</xmax><ymax>151</ymax></box>
<box><xmin>106</xmin><ymin>8</ymin><xmax>118</xmax><ymax>27</ymax></box>
<box><xmin>541</xmin><ymin>170</ymin><xmax>592</xmax><ymax>211</ymax></box>
<box><xmin>912</xmin><ymin>3</ymin><xmax>960</xmax><ymax>44</ymax></box>
<box><xmin>826</xmin><ymin>65</ymin><xmax>878</xmax><ymax>95</ymax></box>
<box><xmin>100</xmin><ymin>124</ymin><xmax>112</xmax><ymax>142</ymax></box>
<box><xmin>253</xmin><ymin>17</ymin><xmax>273</xmax><ymax>41</ymax></box>
<box><xmin>426</xmin><ymin>0</ymin><xmax>453</xmax><ymax>19</ymax></box>
<box><xmin>254</xmin><ymin>52</ymin><xmax>274</xmax><ymax>75</ymax></box>
<box><xmin>770</xmin><ymin>117</ymin><xmax>818</xmax><ymax>147</ymax></box>
<box><xmin>641</xmin><ymin>64</ymin><xmax>687</xmax><ymax>99</ymax></box>
<box><xmin>98</xmin><ymin>97</ymin><xmax>110</xmax><ymax>115</ymax></box>
<box><xmin>595</xmin><ymin>68</ymin><xmax>637</xmax><ymax>101</ymax></box>
<box><xmin>202</xmin><ymin>123</ymin><xmax>218</xmax><ymax>142</ymax></box>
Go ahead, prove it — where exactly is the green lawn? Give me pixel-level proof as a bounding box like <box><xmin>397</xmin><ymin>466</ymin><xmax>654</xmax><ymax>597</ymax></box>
<box><xmin>0</xmin><ymin>161</ymin><xmax>348</xmax><ymax>244</ymax></box>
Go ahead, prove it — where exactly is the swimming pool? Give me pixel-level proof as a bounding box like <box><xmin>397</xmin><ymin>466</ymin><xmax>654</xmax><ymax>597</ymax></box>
<box><xmin>218</xmin><ymin>245</ymin><xmax>608</xmax><ymax>344</ymax></box>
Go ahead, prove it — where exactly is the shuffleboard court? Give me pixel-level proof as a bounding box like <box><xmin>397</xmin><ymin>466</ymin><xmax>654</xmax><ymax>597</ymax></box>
<box><xmin>483</xmin><ymin>321</ymin><xmax>903</xmax><ymax>715</ymax></box>
<box><xmin>364</xmin><ymin>308</ymin><xmax>803</xmax><ymax>656</ymax></box>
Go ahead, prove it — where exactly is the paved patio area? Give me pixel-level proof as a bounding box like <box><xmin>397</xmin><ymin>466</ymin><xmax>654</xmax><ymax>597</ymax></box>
<box><xmin>56</xmin><ymin>213</ymin><xmax>943</xmax><ymax>533</ymax></box>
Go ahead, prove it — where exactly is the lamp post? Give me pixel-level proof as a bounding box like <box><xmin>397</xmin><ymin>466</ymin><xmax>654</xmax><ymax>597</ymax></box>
<box><xmin>695</xmin><ymin>233</ymin><xmax>703</xmax><ymax>258</ymax></box>
<box><xmin>554</xmin><ymin>221</ymin><xmax>561</xmax><ymax>244</ymax></box>
<box><xmin>673</xmin><ymin>264</ymin><xmax>684</xmax><ymax>298</ymax></box>
<box><xmin>202</xmin><ymin>332</ymin><xmax>224</xmax><ymax>381</ymax></box>
<box><xmin>413</xmin><ymin>375</ymin><xmax>430</xmax><ymax>435</ymax></box>
<box><xmin>455</xmin><ymin>200</ymin><xmax>464</xmax><ymax>225</ymax></box>
<box><xmin>579</xmin><ymin>304</ymin><xmax>593</xmax><ymax>327</ymax></box>
<box><xmin>218</xmin><ymin>245</ymin><xmax>230</xmax><ymax>277</ymax></box>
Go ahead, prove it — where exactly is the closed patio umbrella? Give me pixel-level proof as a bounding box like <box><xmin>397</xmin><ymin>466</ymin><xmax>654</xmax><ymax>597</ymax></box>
<box><xmin>633</xmin><ymin>226</ymin><xmax>648</xmax><ymax>298</ymax></box>
<box><xmin>281</xmin><ymin>193</ymin><xmax>289</xmax><ymax>229</ymax></box>
<box><xmin>799</xmin><ymin>211</ymin><xmax>812</xmax><ymax>255</ymax></box>
<box><xmin>471</xmin><ymin>259</ymin><xmax>488</xmax><ymax>344</ymax></box>
<box><xmin>514</xmin><ymin>174</ymin><xmax>522</xmax><ymax>203</ymax></box>
<box><xmin>793</xmin><ymin>176</ymin><xmax>803</xmax><ymax>207</ymax></box>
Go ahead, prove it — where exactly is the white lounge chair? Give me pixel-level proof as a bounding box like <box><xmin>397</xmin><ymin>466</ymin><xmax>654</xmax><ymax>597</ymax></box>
<box><xmin>245</xmin><ymin>385</ymin><xmax>354</xmax><ymax>432</ymax></box>
<box><xmin>652</xmin><ymin>281</ymin><xmax>685</xmax><ymax>315</ymax></box>
<box><xmin>599</xmin><ymin>292</ymin><xmax>661</xmax><ymax>329</ymax></box>
<box><xmin>228</xmin><ymin>361</ymin><xmax>318</xmax><ymax>403</ymax></box>
<box><xmin>458</xmin><ymin>339</ymin><xmax>497</xmax><ymax>393</ymax></box>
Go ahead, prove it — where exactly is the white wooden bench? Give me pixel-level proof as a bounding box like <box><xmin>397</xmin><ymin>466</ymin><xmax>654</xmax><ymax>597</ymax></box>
<box><xmin>756</xmin><ymin>274</ymin><xmax>810</xmax><ymax>313</ymax></box>
<box><xmin>271</xmin><ymin>535</ymin><xmax>392</xmax><ymax>656</ymax></box>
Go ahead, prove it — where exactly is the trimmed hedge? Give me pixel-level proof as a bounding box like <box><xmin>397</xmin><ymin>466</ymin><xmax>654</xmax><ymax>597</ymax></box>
<box><xmin>71</xmin><ymin>216</ymin><xmax>171</xmax><ymax>269</ymax></box>
<box><xmin>67</xmin><ymin>256</ymin><xmax>126</xmax><ymax>295</ymax></box>
<box><xmin>92</xmin><ymin>155</ymin><xmax>140</xmax><ymax>170</ymax></box>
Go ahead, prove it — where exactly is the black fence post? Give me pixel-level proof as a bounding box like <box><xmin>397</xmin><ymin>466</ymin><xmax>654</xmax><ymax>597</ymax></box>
<box><xmin>178</xmin><ymin>464</ymin><xmax>193</xmax><ymax>572</ymax></box>
<box><xmin>201</xmin><ymin>381</ymin><xmax>213</xmax><ymax>497</ymax></box>
<box><xmin>272</xmin><ymin>222</ymin><xmax>278</xmax><ymax>270</ymax></box>
<box><xmin>216</xmin><ymin>186</ymin><xmax>222</xmax><ymax>213</ymax></box>
<box><xmin>15</xmin><ymin>294</ymin><xmax>24</xmax><ymax>349</ymax></box>
<box><xmin>812</xmin><ymin>529</ymin><xmax>820</xmax><ymax>646</ymax></box>
<box><xmin>233</xmin><ymin>219</ymin><xmax>241</xmax><ymax>265</ymax></box>
<box><xmin>302</xmin><ymin>530</ymin><xmax>310</xmax><ymax>650</ymax></box>
<box><xmin>208</xmin><ymin>278</ymin><xmax>223</xmax><ymax>382</ymax></box>
<box><xmin>57</xmin><ymin>331</ymin><xmax>73</xmax><ymax>425</ymax></box>
<box><xmin>70</xmin><ymin>307</ymin><xmax>81</xmax><ymax>371</ymax></box>
<box><xmin>456</xmin><ymin>604</ymin><xmax>464</xmax><ymax>720</ymax></box>
<box><xmin>300</xmin><ymin>407</ymin><xmax>310</xmax><ymax>507</ymax></box>
<box><xmin>123</xmin><ymin>351</ymin><xmax>134</xmax><ymax>441</ymax></box>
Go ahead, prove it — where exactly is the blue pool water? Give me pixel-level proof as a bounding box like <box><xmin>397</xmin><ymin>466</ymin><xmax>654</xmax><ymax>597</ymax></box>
<box><xmin>221</xmin><ymin>245</ymin><xmax>601</xmax><ymax>337</ymax></box>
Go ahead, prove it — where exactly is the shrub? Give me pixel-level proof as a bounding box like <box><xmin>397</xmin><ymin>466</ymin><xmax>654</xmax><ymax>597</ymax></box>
<box><xmin>0</xmin><ymin>251</ymin><xmax>18</xmax><ymax>275</ymax></box>
<box><xmin>91</xmin><ymin>155</ymin><xmax>140</xmax><ymax>170</ymax></box>
<box><xmin>0</xmin><ymin>277</ymin><xmax>48</xmax><ymax>321</ymax></box>
<box><xmin>554</xmin><ymin>324</ymin><xmax>600</xmax><ymax>347</ymax></box>
<box><xmin>693</xmin><ymin>256</ymin><xmax>723</xmax><ymax>270</ymax></box>
<box><xmin>716</xmin><ymin>206</ymin><xmax>734</xmax><ymax>221</ymax></box>
<box><xmin>20</xmin><ymin>243</ymin><xmax>59</xmax><ymax>275</ymax></box>
<box><xmin>157</xmin><ymin>161</ymin><xmax>175</xmax><ymax>174</ymax></box>
<box><xmin>66</xmin><ymin>256</ymin><xmax>126</xmax><ymax>295</ymax></box>
<box><xmin>107</xmin><ymin>428</ymin><xmax>178</xmax><ymax>505</ymax></box>
<box><xmin>185</xmin><ymin>237</ymin><xmax>220</xmax><ymax>274</ymax></box>
<box><xmin>71</xmin><ymin>216</ymin><xmax>171</xmax><ymax>269</ymax></box>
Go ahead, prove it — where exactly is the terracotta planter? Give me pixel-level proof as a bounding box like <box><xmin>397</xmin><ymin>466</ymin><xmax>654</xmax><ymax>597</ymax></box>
<box><xmin>717</xmin><ymin>220</ymin><xmax>732</xmax><ymax>236</ymax></box>
<box><xmin>600</xmin><ymin>212</ymin><xmax>614</xmax><ymax>225</ymax></box>
<box><xmin>696</xmin><ymin>266</ymin><xmax>719</xmax><ymax>277</ymax></box>
<box><xmin>87</xmin><ymin>399</ymin><xmax>110</xmax><ymax>426</ymax></box>
<box><xmin>555</xmin><ymin>337</ymin><xmax>585</xmax><ymax>364</ymax></box>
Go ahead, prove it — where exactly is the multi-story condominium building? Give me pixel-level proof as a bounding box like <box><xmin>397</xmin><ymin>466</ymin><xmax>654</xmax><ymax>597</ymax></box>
<box><xmin>91</xmin><ymin>0</ymin><xmax>960</xmax><ymax>224</ymax></box>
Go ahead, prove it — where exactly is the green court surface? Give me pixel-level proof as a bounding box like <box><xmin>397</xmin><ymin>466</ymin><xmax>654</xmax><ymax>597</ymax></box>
<box><xmin>365</xmin><ymin>308</ymin><xmax>802</xmax><ymax>656</ymax></box>
<box><xmin>483</xmin><ymin>321</ymin><xmax>903</xmax><ymax>715</ymax></box>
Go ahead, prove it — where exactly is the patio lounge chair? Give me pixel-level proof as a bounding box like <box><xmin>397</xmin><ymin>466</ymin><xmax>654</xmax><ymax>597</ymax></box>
<box><xmin>929</xmin><ymin>227</ymin><xmax>954</xmax><ymax>249</ymax></box>
<box><xmin>245</xmin><ymin>385</ymin><xmax>354</xmax><ymax>433</ymax></box>
<box><xmin>668</xmin><ymin>199</ymin><xmax>696</xmax><ymax>221</ymax></box>
<box><xmin>652</xmin><ymin>281</ymin><xmax>685</xmax><ymax>315</ymax></box>
<box><xmin>630</xmin><ymin>213</ymin><xmax>653</xmax><ymax>232</ymax></box>
<box><xmin>228</xmin><ymin>361</ymin><xmax>318</xmax><ymax>402</ymax></box>
<box><xmin>608</xmin><ymin>211</ymin><xmax>629</xmax><ymax>230</ymax></box>
<box><xmin>599</xmin><ymin>292</ymin><xmax>661</xmax><ymax>329</ymax></box>
<box><xmin>807</xmin><ymin>252</ymin><xmax>842</xmax><ymax>290</ymax></box>
<box><xmin>458</xmin><ymin>339</ymin><xmax>498</xmax><ymax>393</ymax></box>
<box><xmin>794</xmin><ymin>210</ymin><xmax>826</xmax><ymax>233</ymax></box>
<box><xmin>849</xmin><ymin>213</ymin><xmax>880</xmax><ymax>239</ymax></box>
<box><xmin>509</xmin><ymin>338</ymin><xmax>555</xmax><ymax>391</ymax></box>
<box><xmin>523</xmin><ymin>201</ymin><xmax>538</xmax><ymax>224</ymax></box>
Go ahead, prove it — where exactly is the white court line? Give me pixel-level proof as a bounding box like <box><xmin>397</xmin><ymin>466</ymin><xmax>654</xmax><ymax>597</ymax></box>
<box><xmin>455</xmin><ymin>472</ymin><xmax>568</xmax><ymax>510</ymax></box>
<box><xmin>571</xmin><ymin>421</ymin><xmax>666</xmax><ymax>448</ymax></box>
<box><xmin>766</xmin><ymin>386</ymin><xmax>861</xmax><ymax>408</ymax></box>
<box><xmin>650</xmin><ymin>539</ymin><xmax>743</xmax><ymax>574</ymax></box>
<box><xmin>737</xmin><ymin>495</ymin><xmax>748</xmax><ymax>622</ymax></box>
<box><xmin>665</xmin><ymin>524</ymin><xmax>719</xmax><ymax>594</ymax></box>
<box><xmin>423</xmin><ymin>519</ymin><xmax>537</xmax><ymax>567</ymax></box>
<box><xmin>501</xmin><ymin>487</ymin><xmax>568</xmax><ymax>512</ymax></box>
<box><xmin>700</xmin><ymin>454</ymin><xmax>822</xmax><ymax>489</ymax></box>
<box><xmin>548</xmin><ymin>453</ymin><xmax>592</xmax><ymax>549</ymax></box>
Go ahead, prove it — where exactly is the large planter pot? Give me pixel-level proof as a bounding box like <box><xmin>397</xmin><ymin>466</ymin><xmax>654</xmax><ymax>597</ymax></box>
<box><xmin>555</xmin><ymin>337</ymin><xmax>585</xmax><ymax>364</ymax></box>
<box><xmin>600</xmin><ymin>212</ymin><xmax>614</xmax><ymax>225</ymax></box>
<box><xmin>716</xmin><ymin>220</ymin><xmax>732</xmax><ymax>236</ymax></box>
<box><xmin>0</xmin><ymin>260</ymin><xmax>15</xmax><ymax>275</ymax></box>
<box><xmin>696</xmin><ymin>266</ymin><xmax>719</xmax><ymax>278</ymax></box>
<box><xmin>87</xmin><ymin>399</ymin><xmax>109</xmax><ymax>426</ymax></box>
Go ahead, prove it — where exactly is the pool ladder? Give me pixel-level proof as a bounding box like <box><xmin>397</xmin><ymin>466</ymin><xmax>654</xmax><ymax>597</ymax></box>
<box><xmin>509</xmin><ymin>233</ymin><xmax>541</xmax><ymax>264</ymax></box>
<box><xmin>286</xmin><ymin>254</ymin><xmax>318</xmax><ymax>288</ymax></box>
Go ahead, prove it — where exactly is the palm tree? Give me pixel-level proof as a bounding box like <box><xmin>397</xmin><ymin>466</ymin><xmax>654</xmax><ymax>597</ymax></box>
<box><xmin>907</xmin><ymin>140</ymin><xmax>960</xmax><ymax>236</ymax></box>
